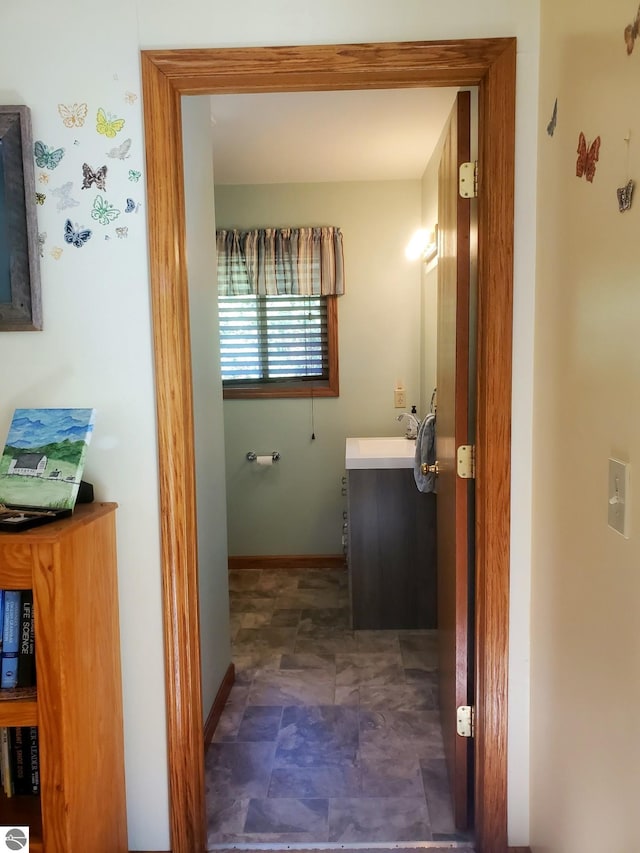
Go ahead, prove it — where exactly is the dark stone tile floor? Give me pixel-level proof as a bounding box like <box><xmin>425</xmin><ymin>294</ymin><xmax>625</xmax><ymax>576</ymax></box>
<box><xmin>206</xmin><ymin>567</ymin><xmax>474</xmax><ymax>849</ymax></box>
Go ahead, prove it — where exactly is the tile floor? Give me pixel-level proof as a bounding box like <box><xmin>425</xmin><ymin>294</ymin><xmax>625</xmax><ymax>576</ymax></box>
<box><xmin>205</xmin><ymin>567</ymin><xmax>474</xmax><ymax>849</ymax></box>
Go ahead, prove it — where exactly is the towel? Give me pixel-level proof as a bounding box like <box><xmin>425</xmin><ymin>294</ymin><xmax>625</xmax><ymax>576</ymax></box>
<box><xmin>414</xmin><ymin>412</ymin><xmax>437</xmax><ymax>493</ymax></box>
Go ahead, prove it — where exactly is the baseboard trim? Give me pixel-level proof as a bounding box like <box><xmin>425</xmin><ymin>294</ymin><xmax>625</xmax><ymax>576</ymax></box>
<box><xmin>203</xmin><ymin>662</ymin><xmax>235</xmax><ymax>747</ymax></box>
<box><xmin>228</xmin><ymin>554</ymin><xmax>346</xmax><ymax>570</ymax></box>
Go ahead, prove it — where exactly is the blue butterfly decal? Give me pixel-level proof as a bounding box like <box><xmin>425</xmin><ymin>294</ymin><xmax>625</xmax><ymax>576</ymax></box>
<box><xmin>64</xmin><ymin>219</ymin><xmax>92</xmax><ymax>248</ymax></box>
<box><xmin>125</xmin><ymin>198</ymin><xmax>136</xmax><ymax>213</ymax></box>
<box><xmin>34</xmin><ymin>140</ymin><xmax>65</xmax><ymax>170</ymax></box>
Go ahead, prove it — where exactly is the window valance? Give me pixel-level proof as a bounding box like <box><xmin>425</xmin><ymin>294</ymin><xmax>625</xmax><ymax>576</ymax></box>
<box><xmin>216</xmin><ymin>226</ymin><xmax>345</xmax><ymax>297</ymax></box>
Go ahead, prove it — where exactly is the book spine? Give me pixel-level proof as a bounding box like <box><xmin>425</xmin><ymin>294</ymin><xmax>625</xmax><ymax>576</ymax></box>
<box><xmin>17</xmin><ymin>590</ymin><xmax>35</xmax><ymax>688</ymax></box>
<box><xmin>1</xmin><ymin>591</ymin><xmax>21</xmax><ymax>689</ymax></box>
<box><xmin>28</xmin><ymin>726</ymin><xmax>39</xmax><ymax>795</ymax></box>
<box><xmin>9</xmin><ymin>726</ymin><xmax>29</xmax><ymax>796</ymax></box>
<box><xmin>1</xmin><ymin>726</ymin><xmax>12</xmax><ymax>797</ymax></box>
<box><xmin>0</xmin><ymin>589</ymin><xmax>4</xmax><ymax>660</ymax></box>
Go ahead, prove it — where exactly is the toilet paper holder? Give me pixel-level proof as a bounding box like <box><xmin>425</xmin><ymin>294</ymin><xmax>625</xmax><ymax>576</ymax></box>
<box><xmin>246</xmin><ymin>451</ymin><xmax>280</xmax><ymax>463</ymax></box>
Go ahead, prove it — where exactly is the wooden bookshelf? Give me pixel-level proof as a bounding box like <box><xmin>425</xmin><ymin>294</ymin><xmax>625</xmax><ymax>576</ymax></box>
<box><xmin>0</xmin><ymin>503</ymin><xmax>127</xmax><ymax>852</ymax></box>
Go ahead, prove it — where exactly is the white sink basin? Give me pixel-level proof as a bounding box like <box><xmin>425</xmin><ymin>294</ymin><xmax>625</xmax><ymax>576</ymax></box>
<box><xmin>345</xmin><ymin>436</ymin><xmax>417</xmax><ymax>469</ymax></box>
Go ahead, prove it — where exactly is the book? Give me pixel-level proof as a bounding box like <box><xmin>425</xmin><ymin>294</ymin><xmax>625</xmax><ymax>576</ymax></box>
<box><xmin>17</xmin><ymin>590</ymin><xmax>35</xmax><ymax>688</ymax></box>
<box><xmin>0</xmin><ymin>591</ymin><xmax>20</xmax><ymax>689</ymax></box>
<box><xmin>9</xmin><ymin>726</ymin><xmax>31</xmax><ymax>796</ymax></box>
<box><xmin>28</xmin><ymin>726</ymin><xmax>39</xmax><ymax>794</ymax></box>
<box><xmin>1</xmin><ymin>726</ymin><xmax>12</xmax><ymax>797</ymax></box>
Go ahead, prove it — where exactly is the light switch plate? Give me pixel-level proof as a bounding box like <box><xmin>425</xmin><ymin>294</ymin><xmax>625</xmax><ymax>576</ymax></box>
<box><xmin>608</xmin><ymin>458</ymin><xmax>630</xmax><ymax>538</ymax></box>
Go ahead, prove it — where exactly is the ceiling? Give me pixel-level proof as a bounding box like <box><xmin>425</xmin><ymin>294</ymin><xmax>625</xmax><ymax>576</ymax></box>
<box><xmin>209</xmin><ymin>87</ymin><xmax>459</xmax><ymax>185</ymax></box>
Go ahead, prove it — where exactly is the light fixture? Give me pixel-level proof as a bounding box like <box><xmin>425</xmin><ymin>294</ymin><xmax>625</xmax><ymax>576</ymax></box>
<box><xmin>405</xmin><ymin>226</ymin><xmax>438</xmax><ymax>263</ymax></box>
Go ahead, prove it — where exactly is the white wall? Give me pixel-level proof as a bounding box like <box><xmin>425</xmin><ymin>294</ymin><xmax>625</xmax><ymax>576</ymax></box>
<box><xmin>530</xmin><ymin>3</ymin><xmax>640</xmax><ymax>851</ymax></box>
<box><xmin>0</xmin><ymin>1</ymin><xmax>539</xmax><ymax>847</ymax></box>
<box><xmin>217</xmin><ymin>181</ymin><xmax>422</xmax><ymax>556</ymax></box>
<box><xmin>182</xmin><ymin>95</ymin><xmax>232</xmax><ymax>719</ymax></box>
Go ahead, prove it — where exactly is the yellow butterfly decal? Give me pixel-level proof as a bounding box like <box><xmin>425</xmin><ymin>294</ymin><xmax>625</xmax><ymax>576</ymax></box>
<box><xmin>50</xmin><ymin>247</ymin><xmax>63</xmax><ymax>260</ymax></box>
<box><xmin>96</xmin><ymin>107</ymin><xmax>125</xmax><ymax>139</ymax></box>
<box><xmin>58</xmin><ymin>102</ymin><xmax>88</xmax><ymax>128</ymax></box>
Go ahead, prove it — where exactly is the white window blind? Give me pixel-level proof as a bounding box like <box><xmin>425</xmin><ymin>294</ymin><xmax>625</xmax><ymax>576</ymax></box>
<box><xmin>218</xmin><ymin>293</ymin><xmax>329</xmax><ymax>385</ymax></box>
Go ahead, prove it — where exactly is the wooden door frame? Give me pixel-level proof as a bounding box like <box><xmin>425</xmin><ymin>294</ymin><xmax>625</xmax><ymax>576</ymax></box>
<box><xmin>141</xmin><ymin>38</ymin><xmax>515</xmax><ymax>853</ymax></box>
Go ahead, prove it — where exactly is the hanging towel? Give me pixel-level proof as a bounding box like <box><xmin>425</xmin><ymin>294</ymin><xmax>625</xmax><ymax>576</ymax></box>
<box><xmin>414</xmin><ymin>412</ymin><xmax>437</xmax><ymax>493</ymax></box>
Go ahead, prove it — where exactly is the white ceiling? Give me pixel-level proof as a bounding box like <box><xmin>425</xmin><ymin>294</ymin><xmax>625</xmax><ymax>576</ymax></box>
<box><xmin>210</xmin><ymin>87</ymin><xmax>459</xmax><ymax>185</ymax></box>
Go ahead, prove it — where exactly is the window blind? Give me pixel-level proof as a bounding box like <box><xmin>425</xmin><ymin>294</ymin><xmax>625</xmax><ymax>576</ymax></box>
<box><xmin>218</xmin><ymin>294</ymin><xmax>329</xmax><ymax>384</ymax></box>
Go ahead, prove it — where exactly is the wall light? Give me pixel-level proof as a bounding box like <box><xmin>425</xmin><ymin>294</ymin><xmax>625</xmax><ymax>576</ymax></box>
<box><xmin>405</xmin><ymin>226</ymin><xmax>438</xmax><ymax>263</ymax></box>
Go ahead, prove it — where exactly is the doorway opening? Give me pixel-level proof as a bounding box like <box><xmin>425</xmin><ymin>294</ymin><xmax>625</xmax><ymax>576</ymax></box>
<box><xmin>140</xmin><ymin>37</ymin><xmax>515</xmax><ymax>853</ymax></box>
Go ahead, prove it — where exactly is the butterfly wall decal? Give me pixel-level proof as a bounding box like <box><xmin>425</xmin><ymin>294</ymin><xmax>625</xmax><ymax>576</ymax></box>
<box><xmin>617</xmin><ymin>179</ymin><xmax>634</xmax><ymax>212</ymax></box>
<box><xmin>125</xmin><ymin>198</ymin><xmax>139</xmax><ymax>213</ymax></box>
<box><xmin>128</xmin><ymin>169</ymin><xmax>141</xmax><ymax>182</ymax></box>
<box><xmin>38</xmin><ymin>173</ymin><xmax>49</xmax><ymax>184</ymax></box>
<box><xmin>35</xmin><ymin>192</ymin><xmax>46</xmax><ymax>205</ymax></box>
<box><xmin>546</xmin><ymin>98</ymin><xmax>557</xmax><ymax>137</ymax></box>
<box><xmin>51</xmin><ymin>182</ymin><xmax>80</xmax><ymax>212</ymax></box>
<box><xmin>64</xmin><ymin>219</ymin><xmax>92</xmax><ymax>248</ymax></box>
<box><xmin>81</xmin><ymin>163</ymin><xmax>108</xmax><ymax>191</ymax></box>
<box><xmin>106</xmin><ymin>138</ymin><xmax>132</xmax><ymax>160</ymax></box>
<box><xmin>34</xmin><ymin>140</ymin><xmax>65</xmax><ymax>170</ymax></box>
<box><xmin>37</xmin><ymin>233</ymin><xmax>46</xmax><ymax>258</ymax></box>
<box><xmin>625</xmin><ymin>4</ymin><xmax>640</xmax><ymax>54</ymax></box>
<box><xmin>96</xmin><ymin>107</ymin><xmax>125</xmax><ymax>139</ymax></box>
<box><xmin>50</xmin><ymin>246</ymin><xmax>63</xmax><ymax>260</ymax></box>
<box><xmin>576</xmin><ymin>132</ymin><xmax>601</xmax><ymax>182</ymax></box>
<box><xmin>124</xmin><ymin>91</ymin><xmax>138</xmax><ymax>105</ymax></box>
<box><xmin>116</xmin><ymin>226</ymin><xmax>128</xmax><ymax>239</ymax></box>
<box><xmin>91</xmin><ymin>194</ymin><xmax>120</xmax><ymax>226</ymax></box>
<box><xmin>58</xmin><ymin>103</ymin><xmax>88</xmax><ymax>128</ymax></box>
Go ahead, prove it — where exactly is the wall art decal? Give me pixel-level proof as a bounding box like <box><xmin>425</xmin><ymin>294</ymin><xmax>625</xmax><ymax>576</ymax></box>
<box><xmin>57</xmin><ymin>103</ymin><xmax>88</xmax><ymax>128</ymax></box>
<box><xmin>125</xmin><ymin>198</ymin><xmax>141</xmax><ymax>213</ymax></box>
<box><xmin>63</xmin><ymin>219</ymin><xmax>92</xmax><ymax>248</ymax></box>
<box><xmin>116</xmin><ymin>226</ymin><xmax>128</xmax><ymax>239</ymax></box>
<box><xmin>35</xmin><ymin>192</ymin><xmax>46</xmax><ymax>205</ymax></box>
<box><xmin>51</xmin><ymin>182</ymin><xmax>80</xmax><ymax>211</ymax></box>
<box><xmin>617</xmin><ymin>179</ymin><xmax>634</xmax><ymax>211</ymax></box>
<box><xmin>106</xmin><ymin>138</ymin><xmax>131</xmax><ymax>160</ymax></box>
<box><xmin>96</xmin><ymin>107</ymin><xmax>125</xmax><ymax>138</ymax></box>
<box><xmin>50</xmin><ymin>247</ymin><xmax>63</xmax><ymax>259</ymax></box>
<box><xmin>625</xmin><ymin>4</ymin><xmax>640</xmax><ymax>53</ymax></box>
<box><xmin>38</xmin><ymin>173</ymin><xmax>49</xmax><ymax>184</ymax></box>
<box><xmin>546</xmin><ymin>98</ymin><xmax>558</xmax><ymax>137</ymax></box>
<box><xmin>90</xmin><ymin>194</ymin><xmax>120</xmax><ymax>225</ymax></box>
<box><xmin>81</xmin><ymin>163</ymin><xmax>107</xmax><ymax>191</ymax></box>
<box><xmin>576</xmin><ymin>132</ymin><xmax>600</xmax><ymax>182</ymax></box>
<box><xmin>128</xmin><ymin>169</ymin><xmax>141</xmax><ymax>182</ymax></box>
<box><xmin>124</xmin><ymin>92</ymin><xmax>138</xmax><ymax>105</ymax></box>
<box><xmin>37</xmin><ymin>233</ymin><xmax>46</xmax><ymax>258</ymax></box>
<box><xmin>34</xmin><ymin>140</ymin><xmax>65</xmax><ymax>170</ymax></box>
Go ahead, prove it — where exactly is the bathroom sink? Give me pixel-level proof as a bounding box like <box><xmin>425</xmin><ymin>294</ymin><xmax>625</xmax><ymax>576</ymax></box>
<box><xmin>345</xmin><ymin>436</ymin><xmax>416</xmax><ymax>469</ymax></box>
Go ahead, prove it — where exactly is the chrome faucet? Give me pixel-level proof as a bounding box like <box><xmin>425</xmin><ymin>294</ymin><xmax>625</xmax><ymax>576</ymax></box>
<box><xmin>396</xmin><ymin>412</ymin><xmax>420</xmax><ymax>439</ymax></box>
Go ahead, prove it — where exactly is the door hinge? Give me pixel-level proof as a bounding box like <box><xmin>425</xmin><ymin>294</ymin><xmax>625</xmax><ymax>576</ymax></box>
<box><xmin>457</xmin><ymin>705</ymin><xmax>475</xmax><ymax>738</ymax></box>
<box><xmin>459</xmin><ymin>160</ymin><xmax>478</xmax><ymax>198</ymax></box>
<box><xmin>457</xmin><ymin>444</ymin><xmax>476</xmax><ymax>479</ymax></box>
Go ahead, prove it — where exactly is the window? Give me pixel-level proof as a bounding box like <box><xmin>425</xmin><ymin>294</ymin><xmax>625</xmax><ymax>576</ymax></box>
<box><xmin>219</xmin><ymin>293</ymin><xmax>338</xmax><ymax>398</ymax></box>
<box><xmin>216</xmin><ymin>226</ymin><xmax>344</xmax><ymax>399</ymax></box>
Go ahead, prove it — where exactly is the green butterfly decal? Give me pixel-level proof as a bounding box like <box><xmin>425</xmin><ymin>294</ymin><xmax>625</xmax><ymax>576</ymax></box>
<box><xmin>128</xmin><ymin>169</ymin><xmax>141</xmax><ymax>183</ymax></box>
<box><xmin>90</xmin><ymin>194</ymin><xmax>120</xmax><ymax>226</ymax></box>
<box><xmin>34</xmin><ymin>140</ymin><xmax>65</xmax><ymax>170</ymax></box>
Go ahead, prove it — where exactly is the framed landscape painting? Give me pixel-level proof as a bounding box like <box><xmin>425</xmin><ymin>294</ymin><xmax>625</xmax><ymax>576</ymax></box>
<box><xmin>0</xmin><ymin>408</ymin><xmax>95</xmax><ymax>511</ymax></box>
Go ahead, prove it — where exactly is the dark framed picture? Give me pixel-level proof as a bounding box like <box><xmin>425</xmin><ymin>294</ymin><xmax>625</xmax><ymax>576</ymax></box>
<box><xmin>0</xmin><ymin>106</ymin><xmax>42</xmax><ymax>331</ymax></box>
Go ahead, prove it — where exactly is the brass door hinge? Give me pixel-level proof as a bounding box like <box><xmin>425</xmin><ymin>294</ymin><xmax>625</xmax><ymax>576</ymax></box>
<box><xmin>459</xmin><ymin>160</ymin><xmax>478</xmax><ymax>198</ymax></box>
<box><xmin>457</xmin><ymin>445</ymin><xmax>476</xmax><ymax>479</ymax></box>
<box><xmin>457</xmin><ymin>705</ymin><xmax>475</xmax><ymax>738</ymax></box>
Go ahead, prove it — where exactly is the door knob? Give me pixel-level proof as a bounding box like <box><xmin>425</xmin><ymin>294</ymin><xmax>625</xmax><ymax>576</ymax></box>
<box><xmin>421</xmin><ymin>461</ymin><xmax>439</xmax><ymax>476</ymax></box>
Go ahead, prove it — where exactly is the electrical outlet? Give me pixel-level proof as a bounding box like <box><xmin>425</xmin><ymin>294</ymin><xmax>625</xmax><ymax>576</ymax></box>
<box><xmin>394</xmin><ymin>387</ymin><xmax>406</xmax><ymax>408</ymax></box>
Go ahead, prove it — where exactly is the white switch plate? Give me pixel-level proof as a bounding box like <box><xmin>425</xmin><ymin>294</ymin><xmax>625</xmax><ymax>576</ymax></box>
<box><xmin>608</xmin><ymin>458</ymin><xmax>630</xmax><ymax>538</ymax></box>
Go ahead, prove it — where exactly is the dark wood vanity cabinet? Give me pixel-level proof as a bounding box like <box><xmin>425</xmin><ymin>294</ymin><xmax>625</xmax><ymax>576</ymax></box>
<box><xmin>346</xmin><ymin>468</ymin><xmax>437</xmax><ymax>630</ymax></box>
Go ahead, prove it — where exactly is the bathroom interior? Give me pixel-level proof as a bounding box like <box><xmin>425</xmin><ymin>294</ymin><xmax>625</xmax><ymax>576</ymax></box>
<box><xmin>202</xmin><ymin>85</ymin><xmax>476</xmax><ymax>849</ymax></box>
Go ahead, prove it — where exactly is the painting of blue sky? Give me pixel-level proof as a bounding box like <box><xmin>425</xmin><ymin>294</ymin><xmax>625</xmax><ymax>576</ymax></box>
<box><xmin>0</xmin><ymin>408</ymin><xmax>95</xmax><ymax>509</ymax></box>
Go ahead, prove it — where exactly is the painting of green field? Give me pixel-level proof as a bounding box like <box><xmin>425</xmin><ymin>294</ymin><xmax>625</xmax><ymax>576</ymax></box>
<box><xmin>0</xmin><ymin>408</ymin><xmax>95</xmax><ymax>510</ymax></box>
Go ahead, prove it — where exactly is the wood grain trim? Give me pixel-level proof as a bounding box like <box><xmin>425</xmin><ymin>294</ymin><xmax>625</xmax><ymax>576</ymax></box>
<box><xmin>141</xmin><ymin>52</ymin><xmax>206</xmax><ymax>853</ymax></box>
<box><xmin>141</xmin><ymin>37</ymin><xmax>516</xmax><ymax>853</ymax></box>
<box><xmin>474</xmin><ymin>38</ymin><xmax>516</xmax><ymax>853</ymax></box>
<box><xmin>203</xmin><ymin>663</ymin><xmax>235</xmax><ymax>747</ymax></box>
<box><xmin>229</xmin><ymin>555</ymin><xmax>346</xmax><ymax>570</ymax></box>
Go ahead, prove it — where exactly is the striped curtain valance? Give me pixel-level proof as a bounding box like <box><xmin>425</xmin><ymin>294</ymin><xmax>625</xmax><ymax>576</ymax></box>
<box><xmin>216</xmin><ymin>226</ymin><xmax>345</xmax><ymax>297</ymax></box>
